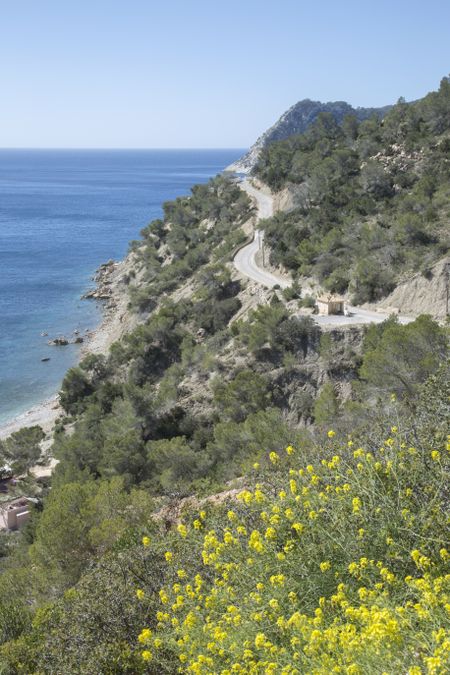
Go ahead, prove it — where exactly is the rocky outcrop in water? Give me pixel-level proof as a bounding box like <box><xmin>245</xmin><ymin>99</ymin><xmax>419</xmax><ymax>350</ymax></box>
<box><xmin>82</xmin><ymin>260</ymin><xmax>119</xmax><ymax>302</ymax></box>
<box><xmin>47</xmin><ymin>337</ymin><xmax>69</xmax><ymax>346</ymax></box>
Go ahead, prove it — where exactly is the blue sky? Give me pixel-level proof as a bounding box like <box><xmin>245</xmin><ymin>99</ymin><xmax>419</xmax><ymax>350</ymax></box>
<box><xmin>1</xmin><ymin>0</ymin><xmax>449</xmax><ymax>148</ymax></box>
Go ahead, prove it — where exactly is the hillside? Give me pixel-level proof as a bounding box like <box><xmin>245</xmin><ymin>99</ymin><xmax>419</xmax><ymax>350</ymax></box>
<box><xmin>253</xmin><ymin>78</ymin><xmax>450</xmax><ymax>307</ymax></box>
<box><xmin>0</xmin><ymin>81</ymin><xmax>448</xmax><ymax>673</ymax></box>
<box><xmin>227</xmin><ymin>99</ymin><xmax>391</xmax><ymax>173</ymax></box>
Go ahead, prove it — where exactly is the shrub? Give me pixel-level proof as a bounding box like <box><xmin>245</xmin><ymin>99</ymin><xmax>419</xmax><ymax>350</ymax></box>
<box><xmin>213</xmin><ymin>371</ymin><xmax>271</xmax><ymax>423</ymax></box>
<box><xmin>59</xmin><ymin>367</ymin><xmax>95</xmax><ymax>415</ymax></box>
<box><xmin>135</xmin><ymin>420</ymin><xmax>449</xmax><ymax>673</ymax></box>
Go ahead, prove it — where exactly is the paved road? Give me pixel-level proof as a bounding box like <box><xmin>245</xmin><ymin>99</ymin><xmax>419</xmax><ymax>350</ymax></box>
<box><xmin>234</xmin><ymin>180</ymin><xmax>290</xmax><ymax>289</ymax></box>
<box><xmin>234</xmin><ymin>180</ymin><xmax>414</xmax><ymax>327</ymax></box>
<box><xmin>314</xmin><ymin>307</ymin><xmax>413</xmax><ymax>327</ymax></box>
<box><xmin>240</xmin><ymin>180</ymin><xmax>274</xmax><ymax>220</ymax></box>
<box><xmin>234</xmin><ymin>230</ymin><xmax>290</xmax><ymax>289</ymax></box>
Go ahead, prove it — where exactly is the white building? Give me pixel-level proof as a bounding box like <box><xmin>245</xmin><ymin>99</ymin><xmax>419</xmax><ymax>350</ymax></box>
<box><xmin>316</xmin><ymin>294</ymin><xmax>345</xmax><ymax>316</ymax></box>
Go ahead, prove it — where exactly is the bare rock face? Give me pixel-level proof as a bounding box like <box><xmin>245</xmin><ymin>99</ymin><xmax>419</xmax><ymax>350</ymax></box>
<box><xmin>82</xmin><ymin>260</ymin><xmax>119</xmax><ymax>300</ymax></box>
<box><xmin>227</xmin><ymin>99</ymin><xmax>391</xmax><ymax>174</ymax></box>
<box><xmin>376</xmin><ymin>256</ymin><xmax>450</xmax><ymax>320</ymax></box>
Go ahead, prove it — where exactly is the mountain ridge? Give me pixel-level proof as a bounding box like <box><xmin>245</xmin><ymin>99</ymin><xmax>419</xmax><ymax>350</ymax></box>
<box><xmin>227</xmin><ymin>98</ymin><xmax>392</xmax><ymax>173</ymax></box>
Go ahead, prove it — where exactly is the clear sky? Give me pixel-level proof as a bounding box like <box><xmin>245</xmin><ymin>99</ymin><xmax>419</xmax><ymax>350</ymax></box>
<box><xmin>1</xmin><ymin>0</ymin><xmax>449</xmax><ymax>148</ymax></box>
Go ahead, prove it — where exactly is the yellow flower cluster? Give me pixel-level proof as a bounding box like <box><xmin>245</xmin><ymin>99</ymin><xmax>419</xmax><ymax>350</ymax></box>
<box><xmin>137</xmin><ymin>433</ymin><xmax>449</xmax><ymax>673</ymax></box>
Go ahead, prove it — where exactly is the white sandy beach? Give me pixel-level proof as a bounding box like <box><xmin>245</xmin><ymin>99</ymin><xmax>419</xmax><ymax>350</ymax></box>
<box><xmin>0</xmin><ymin>395</ymin><xmax>62</xmax><ymax>441</ymax></box>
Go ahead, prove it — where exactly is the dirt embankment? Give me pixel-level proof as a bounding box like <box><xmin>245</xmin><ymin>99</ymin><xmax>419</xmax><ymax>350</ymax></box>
<box><xmin>374</xmin><ymin>256</ymin><xmax>449</xmax><ymax>320</ymax></box>
<box><xmin>83</xmin><ymin>253</ymin><xmax>140</xmax><ymax>355</ymax></box>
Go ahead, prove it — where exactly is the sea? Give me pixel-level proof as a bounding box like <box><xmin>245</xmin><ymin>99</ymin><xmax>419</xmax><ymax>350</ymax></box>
<box><xmin>0</xmin><ymin>149</ymin><xmax>243</xmax><ymax>425</ymax></box>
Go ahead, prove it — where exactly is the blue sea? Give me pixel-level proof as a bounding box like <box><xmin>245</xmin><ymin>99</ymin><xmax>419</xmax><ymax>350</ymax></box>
<box><xmin>0</xmin><ymin>149</ymin><xmax>243</xmax><ymax>425</ymax></box>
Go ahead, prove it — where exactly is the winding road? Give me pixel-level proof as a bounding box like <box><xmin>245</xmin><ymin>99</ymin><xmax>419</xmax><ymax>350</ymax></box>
<box><xmin>234</xmin><ymin>230</ymin><xmax>290</xmax><ymax>290</ymax></box>
<box><xmin>234</xmin><ymin>180</ymin><xmax>413</xmax><ymax>327</ymax></box>
<box><xmin>234</xmin><ymin>181</ymin><xmax>289</xmax><ymax>289</ymax></box>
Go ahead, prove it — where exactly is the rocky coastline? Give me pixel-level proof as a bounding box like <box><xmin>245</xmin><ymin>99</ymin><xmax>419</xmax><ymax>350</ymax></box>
<box><xmin>0</xmin><ymin>254</ymin><xmax>134</xmax><ymax>441</ymax></box>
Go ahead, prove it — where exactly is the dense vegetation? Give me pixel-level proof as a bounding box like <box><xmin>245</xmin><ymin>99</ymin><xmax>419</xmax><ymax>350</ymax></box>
<box><xmin>0</xmin><ymin>83</ymin><xmax>448</xmax><ymax>673</ymax></box>
<box><xmin>137</xmin><ymin>380</ymin><xmax>449</xmax><ymax>674</ymax></box>
<box><xmin>0</xmin><ymin>363</ymin><xmax>448</xmax><ymax>673</ymax></box>
<box><xmin>255</xmin><ymin>78</ymin><xmax>450</xmax><ymax>302</ymax></box>
<box><xmin>127</xmin><ymin>175</ymin><xmax>251</xmax><ymax>312</ymax></box>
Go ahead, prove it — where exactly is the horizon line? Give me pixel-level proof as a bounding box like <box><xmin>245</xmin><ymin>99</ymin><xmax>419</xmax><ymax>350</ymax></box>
<box><xmin>0</xmin><ymin>146</ymin><xmax>248</xmax><ymax>151</ymax></box>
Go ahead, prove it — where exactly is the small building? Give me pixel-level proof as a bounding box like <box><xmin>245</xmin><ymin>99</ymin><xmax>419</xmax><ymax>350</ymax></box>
<box><xmin>316</xmin><ymin>294</ymin><xmax>345</xmax><ymax>316</ymax></box>
<box><xmin>2</xmin><ymin>499</ymin><xmax>31</xmax><ymax>530</ymax></box>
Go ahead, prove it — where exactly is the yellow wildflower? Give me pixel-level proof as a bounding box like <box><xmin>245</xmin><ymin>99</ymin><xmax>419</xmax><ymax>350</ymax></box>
<box><xmin>265</xmin><ymin>527</ymin><xmax>277</xmax><ymax>540</ymax></box>
<box><xmin>138</xmin><ymin>628</ymin><xmax>152</xmax><ymax>644</ymax></box>
<box><xmin>352</xmin><ymin>497</ymin><xmax>361</xmax><ymax>514</ymax></box>
<box><xmin>269</xmin><ymin>574</ymin><xmax>285</xmax><ymax>586</ymax></box>
<box><xmin>254</xmin><ymin>633</ymin><xmax>266</xmax><ymax>648</ymax></box>
<box><xmin>177</xmin><ymin>523</ymin><xmax>187</xmax><ymax>538</ymax></box>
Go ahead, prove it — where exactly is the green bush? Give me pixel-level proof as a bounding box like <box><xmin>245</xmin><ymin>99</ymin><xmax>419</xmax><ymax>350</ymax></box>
<box><xmin>213</xmin><ymin>370</ymin><xmax>271</xmax><ymax>423</ymax></box>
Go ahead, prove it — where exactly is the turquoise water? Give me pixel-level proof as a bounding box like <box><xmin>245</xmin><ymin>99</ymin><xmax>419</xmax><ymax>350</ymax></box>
<box><xmin>0</xmin><ymin>149</ymin><xmax>242</xmax><ymax>424</ymax></box>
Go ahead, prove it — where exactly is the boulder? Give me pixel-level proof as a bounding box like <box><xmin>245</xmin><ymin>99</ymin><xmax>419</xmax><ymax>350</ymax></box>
<box><xmin>48</xmin><ymin>337</ymin><xmax>69</xmax><ymax>346</ymax></box>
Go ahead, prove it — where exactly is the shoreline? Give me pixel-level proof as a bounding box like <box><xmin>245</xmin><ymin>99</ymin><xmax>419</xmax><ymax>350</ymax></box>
<box><xmin>0</xmin><ymin>256</ymin><xmax>134</xmax><ymax>441</ymax></box>
<box><xmin>0</xmin><ymin>394</ymin><xmax>62</xmax><ymax>441</ymax></box>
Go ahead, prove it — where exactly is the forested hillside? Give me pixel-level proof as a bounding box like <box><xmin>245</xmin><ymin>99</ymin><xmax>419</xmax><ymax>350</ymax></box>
<box><xmin>227</xmin><ymin>99</ymin><xmax>390</xmax><ymax>173</ymax></box>
<box><xmin>0</xmin><ymin>82</ymin><xmax>448</xmax><ymax>674</ymax></box>
<box><xmin>255</xmin><ymin>78</ymin><xmax>450</xmax><ymax>303</ymax></box>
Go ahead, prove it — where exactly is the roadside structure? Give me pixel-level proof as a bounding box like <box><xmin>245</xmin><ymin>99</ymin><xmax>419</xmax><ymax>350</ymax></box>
<box><xmin>316</xmin><ymin>294</ymin><xmax>345</xmax><ymax>316</ymax></box>
<box><xmin>0</xmin><ymin>497</ymin><xmax>33</xmax><ymax>530</ymax></box>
